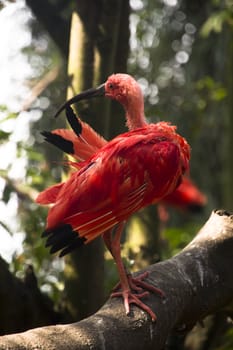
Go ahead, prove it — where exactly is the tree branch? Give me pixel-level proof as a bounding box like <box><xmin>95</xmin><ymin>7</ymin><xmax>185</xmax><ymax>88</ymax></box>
<box><xmin>25</xmin><ymin>0</ymin><xmax>70</xmax><ymax>56</ymax></box>
<box><xmin>22</xmin><ymin>65</ymin><xmax>60</xmax><ymax>111</ymax></box>
<box><xmin>1</xmin><ymin>210</ymin><xmax>233</xmax><ymax>349</ymax></box>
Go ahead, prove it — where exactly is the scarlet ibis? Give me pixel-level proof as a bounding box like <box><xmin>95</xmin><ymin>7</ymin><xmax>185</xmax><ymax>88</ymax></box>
<box><xmin>37</xmin><ymin>74</ymin><xmax>190</xmax><ymax>321</ymax></box>
<box><xmin>41</xmin><ymin>121</ymin><xmax>206</xmax><ymax>213</ymax></box>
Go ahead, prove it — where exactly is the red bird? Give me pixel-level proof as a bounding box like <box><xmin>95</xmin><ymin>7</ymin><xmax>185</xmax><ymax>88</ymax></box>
<box><xmin>40</xmin><ymin>115</ymin><xmax>206</xmax><ymax>214</ymax></box>
<box><xmin>37</xmin><ymin>74</ymin><xmax>190</xmax><ymax>321</ymax></box>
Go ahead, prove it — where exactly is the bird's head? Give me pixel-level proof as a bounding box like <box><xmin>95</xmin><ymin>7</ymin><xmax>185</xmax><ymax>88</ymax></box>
<box><xmin>104</xmin><ymin>74</ymin><xmax>144</xmax><ymax>109</ymax></box>
<box><xmin>54</xmin><ymin>73</ymin><xmax>144</xmax><ymax>119</ymax></box>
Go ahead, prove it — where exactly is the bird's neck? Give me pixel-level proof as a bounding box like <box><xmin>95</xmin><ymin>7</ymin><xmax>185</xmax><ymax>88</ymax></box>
<box><xmin>125</xmin><ymin>103</ymin><xmax>147</xmax><ymax>130</ymax></box>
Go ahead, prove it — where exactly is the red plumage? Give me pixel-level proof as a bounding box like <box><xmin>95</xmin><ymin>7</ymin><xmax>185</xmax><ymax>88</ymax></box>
<box><xmin>38</xmin><ymin>117</ymin><xmax>205</xmax><ymax>213</ymax></box>
<box><xmin>37</xmin><ymin>74</ymin><xmax>191</xmax><ymax>321</ymax></box>
<box><xmin>38</xmin><ymin>123</ymin><xmax>189</xmax><ymax>241</ymax></box>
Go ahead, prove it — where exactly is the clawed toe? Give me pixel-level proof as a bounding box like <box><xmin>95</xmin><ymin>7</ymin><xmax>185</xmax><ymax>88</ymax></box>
<box><xmin>111</xmin><ymin>271</ymin><xmax>165</xmax><ymax>322</ymax></box>
<box><xmin>111</xmin><ymin>289</ymin><xmax>157</xmax><ymax>321</ymax></box>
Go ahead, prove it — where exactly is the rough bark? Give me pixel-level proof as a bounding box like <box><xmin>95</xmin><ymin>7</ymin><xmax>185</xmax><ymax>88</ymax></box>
<box><xmin>1</xmin><ymin>209</ymin><xmax>233</xmax><ymax>349</ymax></box>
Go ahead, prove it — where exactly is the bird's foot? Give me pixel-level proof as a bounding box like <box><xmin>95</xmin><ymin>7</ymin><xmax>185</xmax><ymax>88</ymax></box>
<box><xmin>112</xmin><ymin>271</ymin><xmax>165</xmax><ymax>296</ymax></box>
<box><xmin>130</xmin><ymin>271</ymin><xmax>165</xmax><ymax>297</ymax></box>
<box><xmin>111</xmin><ymin>271</ymin><xmax>165</xmax><ymax>322</ymax></box>
<box><xmin>111</xmin><ymin>288</ymin><xmax>157</xmax><ymax>321</ymax></box>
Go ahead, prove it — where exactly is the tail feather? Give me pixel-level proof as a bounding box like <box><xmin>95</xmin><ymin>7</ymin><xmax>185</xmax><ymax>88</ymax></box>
<box><xmin>65</xmin><ymin>106</ymin><xmax>106</xmax><ymax>149</ymax></box>
<box><xmin>36</xmin><ymin>182</ymin><xmax>64</xmax><ymax>205</ymax></box>
<box><xmin>59</xmin><ymin>239</ymin><xmax>86</xmax><ymax>257</ymax></box>
<box><xmin>42</xmin><ymin>127</ymin><xmax>104</xmax><ymax>162</ymax></box>
<box><xmin>64</xmin><ymin>209</ymin><xmax>117</xmax><ymax>236</ymax></box>
<box><xmin>65</xmin><ymin>105</ymin><xmax>82</xmax><ymax>137</ymax></box>
<box><xmin>45</xmin><ymin>226</ymin><xmax>73</xmax><ymax>247</ymax></box>
<box><xmin>41</xmin><ymin>106</ymin><xmax>106</xmax><ymax>162</ymax></box>
<box><xmin>42</xmin><ymin>224</ymin><xmax>86</xmax><ymax>256</ymax></box>
<box><xmin>41</xmin><ymin>131</ymin><xmax>75</xmax><ymax>155</ymax></box>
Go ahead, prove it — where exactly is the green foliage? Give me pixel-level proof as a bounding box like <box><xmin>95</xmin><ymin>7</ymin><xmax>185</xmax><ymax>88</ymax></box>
<box><xmin>162</xmin><ymin>222</ymin><xmax>202</xmax><ymax>259</ymax></box>
<box><xmin>0</xmin><ymin>7</ymin><xmax>65</xmax><ymax>301</ymax></box>
<box><xmin>0</xmin><ymin>130</ymin><xmax>10</xmax><ymax>142</ymax></box>
<box><xmin>0</xmin><ymin>107</ymin><xmax>17</xmax><ymax>142</ymax></box>
<box><xmin>196</xmin><ymin>76</ymin><xmax>227</xmax><ymax>102</ymax></box>
<box><xmin>219</xmin><ymin>326</ymin><xmax>233</xmax><ymax>350</ymax></box>
<box><xmin>201</xmin><ymin>6</ymin><xmax>233</xmax><ymax>37</ymax></box>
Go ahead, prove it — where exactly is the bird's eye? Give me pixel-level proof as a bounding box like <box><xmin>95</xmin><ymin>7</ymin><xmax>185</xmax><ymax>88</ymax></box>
<box><xmin>108</xmin><ymin>83</ymin><xmax>114</xmax><ymax>89</ymax></box>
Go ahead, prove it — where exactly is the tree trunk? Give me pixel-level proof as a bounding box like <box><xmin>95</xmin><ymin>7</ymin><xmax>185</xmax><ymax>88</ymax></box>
<box><xmin>127</xmin><ymin>206</ymin><xmax>160</xmax><ymax>271</ymax></box>
<box><xmin>1</xmin><ymin>210</ymin><xmax>233</xmax><ymax>349</ymax></box>
<box><xmin>63</xmin><ymin>0</ymin><xmax>130</xmax><ymax>320</ymax></box>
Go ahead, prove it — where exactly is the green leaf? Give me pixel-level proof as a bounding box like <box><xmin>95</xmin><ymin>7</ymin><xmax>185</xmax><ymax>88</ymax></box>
<box><xmin>0</xmin><ymin>130</ymin><xmax>11</xmax><ymax>142</ymax></box>
<box><xmin>201</xmin><ymin>10</ymin><xmax>231</xmax><ymax>37</ymax></box>
<box><xmin>211</xmin><ymin>87</ymin><xmax>227</xmax><ymax>101</ymax></box>
<box><xmin>0</xmin><ymin>109</ymin><xmax>18</xmax><ymax>122</ymax></box>
<box><xmin>196</xmin><ymin>76</ymin><xmax>215</xmax><ymax>90</ymax></box>
<box><xmin>2</xmin><ymin>183</ymin><xmax>12</xmax><ymax>203</ymax></box>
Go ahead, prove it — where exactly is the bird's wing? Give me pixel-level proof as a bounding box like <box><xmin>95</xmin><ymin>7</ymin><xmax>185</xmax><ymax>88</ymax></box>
<box><xmin>45</xmin><ymin>132</ymin><xmax>183</xmax><ymax>239</ymax></box>
<box><xmin>37</xmin><ymin>121</ymin><xmax>107</xmax><ymax>205</ymax></box>
<box><xmin>36</xmin><ymin>182</ymin><xmax>64</xmax><ymax>204</ymax></box>
<box><xmin>43</xmin><ymin>175</ymin><xmax>149</xmax><ymax>256</ymax></box>
<box><xmin>42</xmin><ymin>119</ymin><xmax>107</xmax><ymax>162</ymax></box>
<box><xmin>80</xmin><ymin>119</ymin><xmax>107</xmax><ymax>149</ymax></box>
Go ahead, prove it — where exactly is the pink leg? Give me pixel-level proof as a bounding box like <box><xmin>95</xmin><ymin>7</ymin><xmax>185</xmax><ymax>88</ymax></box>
<box><xmin>103</xmin><ymin>229</ymin><xmax>113</xmax><ymax>255</ymax></box>
<box><xmin>107</xmin><ymin>223</ymin><xmax>164</xmax><ymax>322</ymax></box>
<box><xmin>112</xmin><ymin>271</ymin><xmax>165</xmax><ymax>297</ymax></box>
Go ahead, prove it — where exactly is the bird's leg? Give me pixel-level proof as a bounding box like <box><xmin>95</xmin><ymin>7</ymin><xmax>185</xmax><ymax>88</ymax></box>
<box><xmin>102</xmin><ymin>229</ymin><xmax>113</xmax><ymax>255</ymax></box>
<box><xmin>105</xmin><ymin>225</ymin><xmax>165</xmax><ymax>299</ymax></box>
<box><xmin>106</xmin><ymin>223</ymin><xmax>162</xmax><ymax>322</ymax></box>
<box><xmin>103</xmin><ymin>225</ymin><xmax>132</xmax><ymax>294</ymax></box>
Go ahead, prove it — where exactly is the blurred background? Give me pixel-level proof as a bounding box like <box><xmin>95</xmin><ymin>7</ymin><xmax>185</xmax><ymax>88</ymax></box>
<box><xmin>0</xmin><ymin>0</ymin><xmax>232</xmax><ymax>347</ymax></box>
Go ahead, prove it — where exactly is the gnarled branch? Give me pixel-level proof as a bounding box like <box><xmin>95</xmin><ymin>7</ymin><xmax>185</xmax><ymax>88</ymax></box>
<box><xmin>0</xmin><ymin>210</ymin><xmax>233</xmax><ymax>350</ymax></box>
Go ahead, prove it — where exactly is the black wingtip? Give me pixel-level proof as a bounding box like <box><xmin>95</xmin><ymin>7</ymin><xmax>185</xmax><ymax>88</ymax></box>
<box><xmin>42</xmin><ymin>224</ymin><xmax>86</xmax><ymax>257</ymax></box>
<box><xmin>41</xmin><ymin>130</ymin><xmax>75</xmax><ymax>155</ymax></box>
<box><xmin>65</xmin><ymin>105</ymin><xmax>82</xmax><ymax>137</ymax></box>
<box><xmin>59</xmin><ymin>237</ymin><xmax>86</xmax><ymax>257</ymax></box>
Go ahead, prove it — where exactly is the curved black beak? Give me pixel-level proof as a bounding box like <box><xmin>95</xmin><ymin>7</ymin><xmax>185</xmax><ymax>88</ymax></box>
<box><xmin>54</xmin><ymin>83</ymin><xmax>105</xmax><ymax>118</ymax></box>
